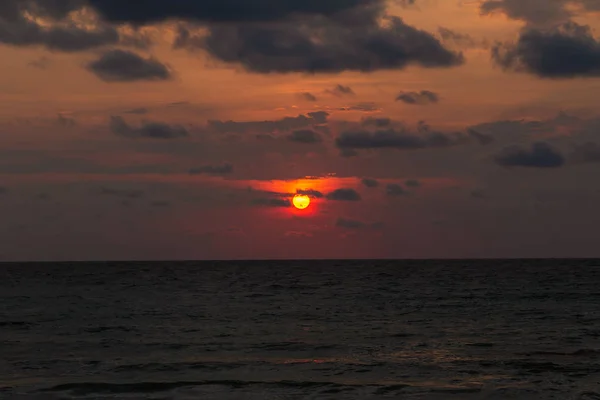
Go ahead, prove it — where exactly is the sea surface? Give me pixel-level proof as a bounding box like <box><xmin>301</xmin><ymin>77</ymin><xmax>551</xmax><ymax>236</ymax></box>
<box><xmin>1</xmin><ymin>259</ymin><xmax>600</xmax><ymax>400</ymax></box>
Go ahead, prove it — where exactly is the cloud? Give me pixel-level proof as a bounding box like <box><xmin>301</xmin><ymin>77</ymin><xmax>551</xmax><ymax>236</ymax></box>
<box><xmin>326</xmin><ymin>84</ymin><xmax>355</xmax><ymax>96</ymax></box>
<box><xmin>180</xmin><ymin>12</ymin><xmax>464</xmax><ymax>73</ymax></box>
<box><xmin>492</xmin><ymin>22</ymin><xmax>600</xmax><ymax>78</ymax></box>
<box><xmin>480</xmin><ymin>0</ymin><xmax>571</xmax><ymax>25</ymax></box>
<box><xmin>338</xmin><ymin>102</ymin><xmax>381</xmax><ymax>112</ymax></box>
<box><xmin>109</xmin><ymin>116</ymin><xmax>188</xmax><ymax>139</ymax></box>
<box><xmin>326</xmin><ymin>188</ymin><xmax>361</xmax><ymax>201</ymax></box>
<box><xmin>468</xmin><ymin>129</ymin><xmax>495</xmax><ymax>145</ymax></box>
<box><xmin>297</xmin><ymin>92</ymin><xmax>318</xmax><ymax>102</ymax></box>
<box><xmin>335</xmin><ymin>128</ymin><xmax>468</xmax><ymax>151</ymax></box>
<box><xmin>495</xmin><ymin>142</ymin><xmax>565</xmax><ymax>168</ymax></box>
<box><xmin>405</xmin><ymin>179</ymin><xmax>421</xmax><ymax>188</ymax></box>
<box><xmin>296</xmin><ymin>189</ymin><xmax>324</xmax><ymax>198</ymax></box>
<box><xmin>395</xmin><ymin>90</ymin><xmax>439</xmax><ymax>105</ymax></box>
<box><xmin>361</xmin><ymin>178</ymin><xmax>379</xmax><ymax>188</ymax></box>
<box><xmin>252</xmin><ymin>198</ymin><xmax>292</xmax><ymax>207</ymax></box>
<box><xmin>87</xmin><ymin>50</ymin><xmax>172</xmax><ymax>82</ymax></box>
<box><xmin>190</xmin><ymin>164</ymin><xmax>233</xmax><ymax>175</ymax></box>
<box><xmin>0</xmin><ymin>0</ymin><xmax>147</xmax><ymax>52</ymax></box>
<box><xmin>386</xmin><ymin>183</ymin><xmax>407</xmax><ymax>196</ymax></box>
<box><xmin>87</xmin><ymin>0</ymin><xmax>384</xmax><ymax>24</ymax></box>
<box><xmin>208</xmin><ymin>111</ymin><xmax>329</xmax><ymax>134</ymax></box>
<box><xmin>287</xmin><ymin>129</ymin><xmax>322</xmax><ymax>144</ymax></box>
<box><xmin>361</xmin><ymin>117</ymin><xmax>391</xmax><ymax>127</ymax></box>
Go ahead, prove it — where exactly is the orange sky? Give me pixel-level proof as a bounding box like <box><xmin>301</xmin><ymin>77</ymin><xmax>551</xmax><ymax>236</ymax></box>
<box><xmin>2</xmin><ymin>0</ymin><xmax>600</xmax><ymax>260</ymax></box>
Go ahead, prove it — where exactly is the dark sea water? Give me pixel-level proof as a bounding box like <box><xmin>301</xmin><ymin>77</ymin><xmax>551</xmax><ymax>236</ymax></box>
<box><xmin>1</xmin><ymin>259</ymin><xmax>600</xmax><ymax>400</ymax></box>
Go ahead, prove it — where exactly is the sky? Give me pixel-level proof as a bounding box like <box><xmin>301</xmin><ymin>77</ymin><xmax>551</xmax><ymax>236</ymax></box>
<box><xmin>1</xmin><ymin>0</ymin><xmax>600</xmax><ymax>261</ymax></box>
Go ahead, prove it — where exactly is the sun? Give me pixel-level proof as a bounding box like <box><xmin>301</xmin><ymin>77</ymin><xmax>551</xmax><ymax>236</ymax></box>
<box><xmin>292</xmin><ymin>194</ymin><xmax>311</xmax><ymax>210</ymax></box>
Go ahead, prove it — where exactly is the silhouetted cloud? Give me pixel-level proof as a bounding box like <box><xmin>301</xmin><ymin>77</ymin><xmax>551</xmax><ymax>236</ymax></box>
<box><xmin>335</xmin><ymin>128</ymin><xmax>468</xmax><ymax>151</ymax></box>
<box><xmin>208</xmin><ymin>112</ymin><xmax>329</xmax><ymax>134</ymax></box>
<box><xmin>287</xmin><ymin>129</ymin><xmax>322</xmax><ymax>144</ymax></box>
<box><xmin>405</xmin><ymin>179</ymin><xmax>421</xmax><ymax>188</ymax></box>
<box><xmin>0</xmin><ymin>0</ymin><xmax>149</xmax><ymax>52</ymax></box>
<box><xmin>495</xmin><ymin>142</ymin><xmax>565</xmax><ymax>168</ymax></box>
<box><xmin>396</xmin><ymin>90</ymin><xmax>439</xmax><ymax>105</ymax></box>
<box><xmin>190</xmin><ymin>164</ymin><xmax>233</xmax><ymax>175</ymax></box>
<box><xmin>480</xmin><ymin>0</ymin><xmax>570</xmax><ymax>25</ymax></box>
<box><xmin>492</xmin><ymin>22</ymin><xmax>600</xmax><ymax>78</ymax></box>
<box><xmin>361</xmin><ymin>117</ymin><xmax>391</xmax><ymax>127</ymax></box>
<box><xmin>110</xmin><ymin>116</ymin><xmax>188</xmax><ymax>139</ymax></box>
<box><xmin>386</xmin><ymin>183</ymin><xmax>407</xmax><ymax>196</ymax></box>
<box><xmin>87</xmin><ymin>0</ymin><xmax>384</xmax><ymax>24</ymax></box>
<box><xmin>361</xmin><ymin>178</ymin><xmax>380</xmax><ymax>188</ymax></box>
<box><xmin>338</xmin><ymin>103</ymin><xmax>381</xmax><ymax>112</ymax></box>
<box><xmin>296</xmin><ymin>189</ymin><xmax>324</xmax><ymax>198</ymax></box>
<box><xmin>180</xmin><ymin>11</ymin><xmax>464</xmax><ymax>73</ymax></box>
<box><xmin>468</xmin><ymin>129</ymin><xmax>495</xmax><ymax>145</ymax></box>
<box><xmin>326</xmin><ymin>188</ymin><xmax>361</xmax><ymax>201</ymax></box>
<box><xmin>327</xmin><ymin>84</ymin><xmax>355</xmax><ymax>97</ymax></box>
<box><xmin>252</xmin><ymin>198</ymin><xmax>292</xmax><ymax>207</ymax></box>
<box><xmin>297</xmin><ymin>92</ymin><xmax>318</xmax><ymax>102</ymax></box>
<box><xmin>87</xmin><ymin>50</ymin><xmax>172</xmax><ymax>82</ymax></box>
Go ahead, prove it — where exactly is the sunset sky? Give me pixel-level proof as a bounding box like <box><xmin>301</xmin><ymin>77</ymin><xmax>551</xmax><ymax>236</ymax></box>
<box><xmin>2</xmin><ymin>0</ymin><xmax>600</xmax><ymax>261</ymax></box>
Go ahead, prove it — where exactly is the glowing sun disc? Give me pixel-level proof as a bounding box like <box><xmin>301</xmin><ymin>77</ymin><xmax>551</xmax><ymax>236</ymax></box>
<box><xmin>292</xmin><ymin>194</ymin><xmax>311</xmax><ymax>210</ymax></box>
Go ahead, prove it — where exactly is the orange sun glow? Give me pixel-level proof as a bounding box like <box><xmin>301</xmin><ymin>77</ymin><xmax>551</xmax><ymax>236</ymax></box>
<box><xmin>292</xmin><ymin>194</ymin><xmax>311</xmax><ymax>210</ymax></box>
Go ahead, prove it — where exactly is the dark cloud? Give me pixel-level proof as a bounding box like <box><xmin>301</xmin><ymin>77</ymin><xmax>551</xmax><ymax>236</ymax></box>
<box><xmin>190</xmin><ymin>164</ymin><xmax>233</xmax><ymax>175</ymax></box>
<box><xmin>405</xmin><ymin>179</ymin><xmax>421</xmax><ymax>188</ymax></box>
<box><xmin>468</xmin><ymin>129</ymin><xmax>495</xmax><ymax>145</ymax></box>
<box><xmin>335</xmin><ymin>128</ymin><xmax>468</xmax><ymax>151</ymax></box>
<box><xmin>338</xmin><ymin>102</ymin><xmax>381</xmax><ymax>112</ymax></box>
<box><xmin>110</xmin><ymin>116</ymin><xmax>188</xmax><ymax>139</ymax></box>
<box><xmin>296</xmin><ymin>189</ymin><xmax>324</xmax><ymax>198</ymax></box>
<box><xmin>386</xmin><ymin>183</ymin><xmax>407</xmax><ymax>196</ymax></box>
<box><xmin>361</xmin><ymin>117</ymin><xmax>391</xmax><ymax>127</ymax></box>
<box><xmin>87</xmin><ymin>50</ymin><xmax>172</xmax><ymax>82</ymax></box>
<box><xmin>395</xmin><ymin>90</ymin><xmax>439</xmax><ymax>105</ymax></box>
<box><xmin>0</xmin><ymin>187</ymin><xmax>8</xmax><ymax>195</ymax></box>
<box><xmin>0</xmin><ymin>0</ymin><xmax>147</xmax><ymax>52</ymax></box>
<box><xmin>326</xmin><ymin>188</ymin><xmax>361</xmax><ymax>201</ymax></box>
<box><xmin>252</xmin><ymin>198</ymin><xmax>292</xmax><ymax>207</ymax></box>
<box><xmin>495</xmin><ymin>142</ymin><xmax>565</xmax><ymax>168</ymax></box>
<box><xmin>298</xmin><ymin>92</ymin><xmax>318</xmax><ymax>102</ymax></box>
<box><xmin>150</xmin><ymin>201</ymin><xmax>171</xmax><ymax>207</ymax></box>
<box><xmin>480</xmin><ymin>0</ymin><xmax>570</xmax><ymax>25</ymax></box>
<box><xmin>492</xmin><ymin>22</ymin><xmax>600</xmax><ymax>78</ymax></box>
<box><xmin>340</xmin><ymin>149</ymin><xmax>359</xmax><ymax>158</ymax></box>
<box><xmin>361</xmin><ymin>178</ymin><xmax>380</xmax><ymax>188</ymax></box>
<box><xmin>182</xmin><ymin>11</ymin><xmax>464</xmax><ymax>73</ymax></box>
<box><xmin>208</xmin><ymin>111</ymin><xmax>329</xmax><ymax>134</ymax></box>
<box><xmin>287</xmin><ymin>129</ymin><xmax>322</xmax><ymax>144</ymax></box>
<box><xmin>326</xmin><ymin>84</ymin><xmax>355</xmax><ymax>97</ymax></box>
<box><xmin>87</xmin><ymin>0</ymin><xmax>383</xmax><ymax>24</ymax></box>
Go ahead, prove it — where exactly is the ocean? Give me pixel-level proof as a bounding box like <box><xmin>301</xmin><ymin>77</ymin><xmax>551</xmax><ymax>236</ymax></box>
<box><xmin>1</xmin><ymin>259</ymin><xmax>599</xmax><ymax>400</ymax></box>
